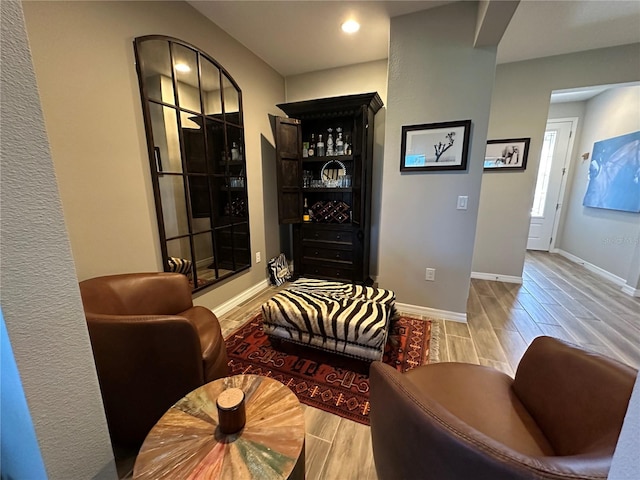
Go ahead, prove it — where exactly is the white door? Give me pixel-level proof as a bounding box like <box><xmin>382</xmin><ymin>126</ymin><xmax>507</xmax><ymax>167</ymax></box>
<box><xmin>527</xmin><ymin>120</ymin><xmax>575</xmax><ymax>250</ymax></box>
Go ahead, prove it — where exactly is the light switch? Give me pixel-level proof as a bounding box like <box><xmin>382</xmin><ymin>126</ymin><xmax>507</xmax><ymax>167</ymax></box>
<box><xmin>457</xmin><ymin>196</ymin><xmax>468</xmax><ymax>210</ymax></box>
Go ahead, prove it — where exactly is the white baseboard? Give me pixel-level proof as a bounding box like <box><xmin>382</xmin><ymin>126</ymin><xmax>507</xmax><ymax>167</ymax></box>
<box><xmin>621</xmin><ymin>285</ymin><xmax>640</xmax><ymax>297</ymax></box>
<box><xmin>196</xmin><ymin>257</ymin><xmax>213</xmax><ymax>269</ymax></box>
<box><xmin>396</xmin><ymin>302</ymin><xmax>467</xmax><ymax>323</ymax></box>
<box><xmin>470</xmin><ymin>272</ymin><xmax>523</xmax><ymax>284</ymax></box>
<box><xmin>554</xmin><ymin>249</ymin><xmax>639</xmax><ymax>296</ymax></box>
<box><xmin>212</xmin><ymin>279</ymin><xmax>270</xmax><ymax>318</ymax></box>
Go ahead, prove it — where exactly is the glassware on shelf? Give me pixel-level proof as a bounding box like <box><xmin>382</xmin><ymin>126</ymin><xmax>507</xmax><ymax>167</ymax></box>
<box><xmin>341</xmin><ymin>174</ymin><xmax>352</xmax><ymax>188</ymax></box>
<box><xmin>302</xmin><ymin>170</ymin><xmax>312</xmax><ymax>188</ymax></box>
<box><xmin>230</xmin><ymin>176</ymin><xmax>244</xmax><ymax>188</ymax></box>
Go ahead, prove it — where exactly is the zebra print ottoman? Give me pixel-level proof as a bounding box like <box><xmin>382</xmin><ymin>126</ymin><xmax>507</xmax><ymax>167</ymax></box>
<box><xmin>261</xmin><ymin>279</ymin><xmax>396</xmax><ymax>361</ymax></box>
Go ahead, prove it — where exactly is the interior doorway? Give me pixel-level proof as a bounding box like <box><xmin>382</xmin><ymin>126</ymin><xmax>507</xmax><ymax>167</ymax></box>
<box><xmin>527</xmin><ymin>118</ymin><xmax>576</xmax><ymax>251</ymax></box>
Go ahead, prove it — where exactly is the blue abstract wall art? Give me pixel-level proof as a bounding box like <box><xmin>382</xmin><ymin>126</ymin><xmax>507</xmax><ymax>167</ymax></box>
<box><xmin>583</xmin><ymin>130</ymin><xmax>640</xmax><ymax>213</ymax></box>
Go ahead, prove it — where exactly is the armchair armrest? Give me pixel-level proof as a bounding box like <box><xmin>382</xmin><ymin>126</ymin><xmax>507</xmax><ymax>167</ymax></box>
<box><xmin>80</xmin><ymin>272</ymin><xmax>193</xmax><ymax>316</ymax></box>
<box><xmin>370</xmin><ymin>362</ymin><xmax>540</xmax><ymax>480</ymax></box>
<box><xmin>513</xmin><ymin>336</ymin><xmax>637</xmax><ymax>457</ymax></box>
<box><xmin>86</xmin><ymin>312</ymin><xmax>204</xmax><ymax>446</ymax></box>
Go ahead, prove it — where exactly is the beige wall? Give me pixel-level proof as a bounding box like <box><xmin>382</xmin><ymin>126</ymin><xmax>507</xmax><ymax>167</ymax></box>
<box><xmin>23</xmin><ymin>1</ymin><xmax>285</xmax><ymax>309</ymax></box>
<box><xmin>547</xmin><ymin>101</ymin><xmax>586</xmax><ymax>120</ymax></box>
<box><xmin>2</xmin><ymin>2</ymin><xmax>116</xmax><ymax>477</ymax></box>
<box><xmin>378</xmin><ymin>2</ymin><xmax>497</xmax><ymax>316</ymax></box>
<box><xmin>285</xmin><ymin>59</ymin><xmax>388</xmax><ymax>105</ymax></box>
<box><xmin>472</xmin><ymin>44</ymin><xmax>640</xmax><ymax>280</ymax></box>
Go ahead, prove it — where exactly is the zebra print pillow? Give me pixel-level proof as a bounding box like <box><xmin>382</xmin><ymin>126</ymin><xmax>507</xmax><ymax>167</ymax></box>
<box><xmin>267</xmin><ymin>253</ymin><xmax>291</xmax><ymax>286</ymax></box>
<box><xmin>167</xmin><ymin>257</ymin><xmax>192</xmax><ymax>276</ymax></box>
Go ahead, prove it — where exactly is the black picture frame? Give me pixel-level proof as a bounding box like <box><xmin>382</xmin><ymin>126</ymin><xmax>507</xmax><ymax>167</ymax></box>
<box><xmin>400</xmin><ymin>120</ymin><xmax>472</xmax><ymax>172</ymax></box>
<box><xmin>484</xmin><ymin>138</ymin><xmax>530</xmax><ymax>171</ymax></box>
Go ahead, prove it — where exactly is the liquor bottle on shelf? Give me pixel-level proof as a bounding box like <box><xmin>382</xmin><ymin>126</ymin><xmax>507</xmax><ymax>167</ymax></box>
<box><xmin>317</xmin><ymin>134</ymin><xmax>325</xmax><ymax>157</ymax></box>
<box><xmin>308</xmin><ymin>134</ymin><xmax>315</xmax><ymax>157</ymax></box>
<box><xmin>302</xmin><ymin>142</ymin><xmax>309</xmax><ymax>158</ymax></box>
<box><xmin>336</xmin><ymin>128</ymin><xmax>344</xmax><ymax>155</ymax></box>
<box><xmin>326</xmin><ymin>128</ymin><xmax>334</xmax><ymax>156</ymax></box>
<box><xmin>303</xmin><ymin>198</ymin><xmax>310</xmax><ymax>222</ymax></box>
<box><xmin>345</xmin><ymin>133</ymin><xmax>352</xmax><ymax>155</ymax></box>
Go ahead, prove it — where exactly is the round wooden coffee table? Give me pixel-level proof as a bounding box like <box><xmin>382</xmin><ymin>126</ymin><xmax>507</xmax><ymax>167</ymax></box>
<box><xmin>133</xmin><ymin>375</ymin><xmax>305</xmax><ymax>479</ymax></box>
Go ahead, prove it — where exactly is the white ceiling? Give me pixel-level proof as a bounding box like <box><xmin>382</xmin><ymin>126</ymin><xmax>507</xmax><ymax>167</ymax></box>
<box><xmin>498</xmin><ymin>0</ymin><xmax>640</xmax><ymax>64</ymax></box>
<box><xmin>550</xmin><ymin>81</ymin><xmax>640</xmax><ymax>103</ymax></box>
<box><xmin>189</xmin><ymin>1</ymin><xmax>451</xmax><ymax>75</ymax></box>
<box><xmin>189</xmin><ymin>0</ymin><xmax>640</xmax><ymax>77</ymax></box>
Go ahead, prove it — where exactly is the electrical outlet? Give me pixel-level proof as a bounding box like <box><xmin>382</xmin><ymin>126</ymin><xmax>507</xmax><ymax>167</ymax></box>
<box><xmin>255</xmin><ymin>252</ymin><xmax>261</xmax><ymax>263</ymax></box>
<box><xmin>425</xmin><ymin>268</ymin><xmax>436</xmax><ymax>281</ymax></box>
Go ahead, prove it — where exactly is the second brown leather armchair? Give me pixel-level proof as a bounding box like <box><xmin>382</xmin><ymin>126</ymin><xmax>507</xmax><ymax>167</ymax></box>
<box><xmin>370</xmin><ymin>336</ymin><xmax>637</xmax><ymax>480</ymax></box>
<box><xmin>80</xmin><ymin>272</ymin><xmax>229</xmax><ymax>447</ymax></box>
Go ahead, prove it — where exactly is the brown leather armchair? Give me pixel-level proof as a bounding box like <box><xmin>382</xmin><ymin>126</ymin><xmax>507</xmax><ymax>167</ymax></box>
<box><xmin>370</xmin><ymin>336</ymin><xmax>637</xmax><ymax>480</ymax></box>
<box><xmin>79</xmin><ymin>273</ymin><xmax>229</xmax><ymax>448</ymax></box>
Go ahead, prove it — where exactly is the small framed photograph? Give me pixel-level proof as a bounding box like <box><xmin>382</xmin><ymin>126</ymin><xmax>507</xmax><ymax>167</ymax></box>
<box><xmin>484</xmin><ymin>138</ymin><xmax>530</xmax><ymax>171</ymax></box>
<box><xmin>400</xmin><ymin>120</ymin><xmax>472</xmax><ymax>172</ymax></box>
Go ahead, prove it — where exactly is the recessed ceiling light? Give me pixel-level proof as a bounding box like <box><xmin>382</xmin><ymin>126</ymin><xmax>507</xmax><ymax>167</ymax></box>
<box><xmin>341</xmin><ymin>20</ymin><xmax>360</xmax><ymax>34</ymax></box>
<box><xmin>175</xmin><ymin>63</ymin><xmax>191</xmax><ymax>73</ymax></box>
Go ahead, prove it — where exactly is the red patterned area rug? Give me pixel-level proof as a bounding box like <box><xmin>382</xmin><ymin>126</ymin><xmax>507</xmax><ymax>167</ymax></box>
<box><xmin>225</xmin><ymin>312</ymin><xmax>438</xmax><ymax>426</ymax></box>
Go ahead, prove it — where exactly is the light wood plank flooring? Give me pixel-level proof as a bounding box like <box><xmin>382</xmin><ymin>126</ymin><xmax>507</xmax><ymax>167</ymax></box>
<box><xmin>118</xmin><ymin>252</ymin><xmax>639</xmax><ymax>479</ymax></box>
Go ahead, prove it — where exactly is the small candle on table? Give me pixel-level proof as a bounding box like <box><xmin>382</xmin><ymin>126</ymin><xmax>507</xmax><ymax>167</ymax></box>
<box><xmin>216</xmin><ymin>388</ymin><xmax>246</xmax><ymax>434</ymax></box>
